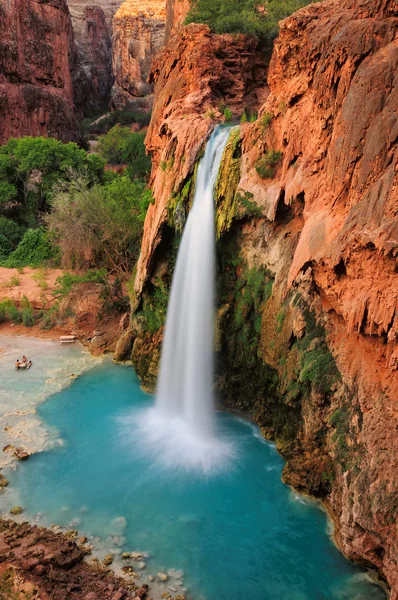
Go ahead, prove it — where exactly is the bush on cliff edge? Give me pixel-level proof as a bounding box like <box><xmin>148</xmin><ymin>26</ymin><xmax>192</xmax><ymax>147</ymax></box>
<box><xmin>186</xmin><ymin>0</ymin><xmax>313</xmax><ymax>43</ymax></box>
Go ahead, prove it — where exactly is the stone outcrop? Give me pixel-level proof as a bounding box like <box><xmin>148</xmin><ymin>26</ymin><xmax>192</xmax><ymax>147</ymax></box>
<box><xmin>0</xmin><ymin>520</ymin><xmax>144</xmax><ymax>599</ymax></box>
<box><xmin>111</xmin><ymin>0</ymin><xmax>167</xmax><ymax>111</ymax></box>
<box><xmin>123</xmin><ymin>0</ymin><xmax>398</xmax><ymax>596</ymax></box>
<box><xmin>66</xmin><ymin>1</ymin><xmax>114</xmax><ymax>110</ymax></box>
<box><xmin>134</xmin><ymin>23</ymin><xmax>269</xmax><ymax>297</ymax></box>
<box><xmin>164</xmin><ymin>0</ymin><xmax>190</xmax><ymax>42</ymax></box>
<box><xmin>0</xmin><ymin>0</ymin><xmax>81</xmax><ymax>143</ymax></box>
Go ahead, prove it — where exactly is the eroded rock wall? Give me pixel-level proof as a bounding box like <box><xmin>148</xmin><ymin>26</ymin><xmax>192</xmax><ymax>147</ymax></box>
<box><xmin>111</xmin><ymin>0</ymin><xmax>167</xmax><ymax>111</ymax></box>
<box><xmin>164</xmin><ymin>0</ymin><xmax>190</xmax><ymax>41</ymax></box>
<box><xmin>66</xmin><ymin>0</ymin><xmax>114</xmax><ymax>110</ymax></box>
<box><xmin>118</xmin><ymin>0</ymin><xmax>398</xmax><ymax>595</ymax></box>
<box><xmin>0</xmin><ymin>0</ymin><xmax>80</xmax><ymax>143</ymax></box>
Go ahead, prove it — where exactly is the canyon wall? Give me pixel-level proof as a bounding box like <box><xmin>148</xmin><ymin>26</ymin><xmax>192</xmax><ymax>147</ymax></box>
<box><xmin>0</xmin><ymin>0</ymin><xmax>80</xmax><ymax>143</ymax></box>
<box><xmin>117</xmin><ymin>0</ymin><xmax>398</xmax><ymax>596</ymax></box>
<box><xmin>111</xmin><ymin>0</ymin><xmax>167</xmax><ymax>112</ymax></box>
<box><xmin>66</xmin><ymin>0</ymin><xmax>116</xmax><ymax>110</ymax></box>
<box><xmin>164</xmin><ymin>0</ymin><xmax>190</xmax><ymax>41</ymax></box>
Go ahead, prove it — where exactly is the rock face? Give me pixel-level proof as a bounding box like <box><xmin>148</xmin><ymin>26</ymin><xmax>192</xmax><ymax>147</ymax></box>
<box><xmin>0</xmin><ymin>0</ymin><xmax>80</xmax><ymax>143</ymax></box>
<box><xmin>66</xmin><ymin>0</ymin><xmax>114</xmax><ymax>110</ymax></box>
<box><xmin>0</xmin><ymin>520</ymin><xmax>141</xmax><ymax>599</ymax></box>
<box><xmin>124</xmin><ymin>0</ymin><xmax>398</xmax><ymax>596</ymax></box>
<box><xmin>164</xmin><ymin>0</ymin><xmax>190</xmax><ymax>41</ymax></box>
<box><xmin>111</xmin><ymin>0</ymin><xmax>167</xmax><ymax>111</ymax></box>
<box><xmin>134</xmin><ymin>23</ymin><xmax>269</xmax><ymax>297</ymax></box>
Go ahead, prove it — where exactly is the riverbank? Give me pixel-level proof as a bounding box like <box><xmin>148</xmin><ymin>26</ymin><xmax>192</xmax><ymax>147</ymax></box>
<box><xmin>0</xmin><ymin>519</ymin><xmax>154</xmax><ymax>600</ymax></box>
<box><xmin>0</xmin><ymin>334</ymin><xmax>99</xmax><ymax>469</ymax></box>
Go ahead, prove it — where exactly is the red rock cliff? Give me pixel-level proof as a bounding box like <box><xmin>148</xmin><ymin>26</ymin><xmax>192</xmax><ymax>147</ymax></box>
<box><xmin>66</xmin><ymin>1</ymin><xmax>114</xmax><ymax>109</ymax></box>
<box><xmin>0</xmin><ymin>0</ymin><xmax>80</xmax><ymax>143</ymax></box>
<box><xmin>111</xmin><ymin>0</ymin><xmax>167</xmax><ymax>112</ymax></box>
<box><xmin>235</xmin><ymin>0</ymin><xmax>398</xmax><ymax>593</ymax></box>
<box><xmin>164</xmin><ymin>0</ymin><xmax>190</xmax><ymax>41</ymax></box>
<box><xmin>128</xmin><ymin>0</ymin><xmax>398</xmax><ymax>595</ymax></box>
<box><xmin>134</xmin><ymin>23</ymin><xmax>268</xmax><ymax>296</ymax></box>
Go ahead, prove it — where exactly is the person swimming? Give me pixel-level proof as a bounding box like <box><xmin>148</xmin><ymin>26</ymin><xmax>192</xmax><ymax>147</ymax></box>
<box><xmin>15</xmin><ymin>359</ymin><xmax>21</xmax><ymax>369</ymax></box>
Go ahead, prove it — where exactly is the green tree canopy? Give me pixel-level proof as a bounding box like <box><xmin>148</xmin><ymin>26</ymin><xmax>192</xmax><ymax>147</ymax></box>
<box><xmin>46</xmin><ymin>176</ymin><xmax>153</xmax><ymax>274</ymax></box>
<box><xmin>186</xmin><ymin>0</ymin><xmax>312</xmax><ymax>42</ymax></box>
<box><xmin>0</xmin><ymin>136</ymin><xmax>105</xmax><ymax>223</ymax></box>
<box><xmin>97</xmin><ymin>126</ymin><xmax>151</xmax><ymax>179</ymax></box>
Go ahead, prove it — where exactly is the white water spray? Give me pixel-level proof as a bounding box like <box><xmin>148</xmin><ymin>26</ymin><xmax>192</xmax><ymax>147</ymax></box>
<box><xmin>134</xmin><ymin>126</ymin><xmax>236</xmax><ymax>474</ymax></box>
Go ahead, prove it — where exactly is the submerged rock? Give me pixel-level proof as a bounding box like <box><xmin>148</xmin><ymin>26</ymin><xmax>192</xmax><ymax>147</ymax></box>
<box><xmin>10</xmin><ymin>506</ymin><xmax>24</xmax><ymax>515</ymax></box>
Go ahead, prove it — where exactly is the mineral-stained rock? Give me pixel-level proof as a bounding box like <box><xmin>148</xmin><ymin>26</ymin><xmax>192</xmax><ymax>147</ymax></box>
<box><xmin>134</xmin><ymin>23</ymin><xmax>268</xmax><ymax>296</ymax></box>
<box><xmin>164</xmin><ymin>0</ymin><xmax>191</xmax><ymax>42</ymax></box>
<box><xmin>111</xmin><ymin>0</ymin><xmax>167</xmax><ymax>111</ymax></box>
<box><xmin>127</xmin><ymin>0</ymin><xmax>398</xmax><ymax>596</ymax></box>
<box><xmin>0</xmin><ymin>520</ymin><xmax>140</xmax><ymax>599</ymax></box>
<box><xmin>70</xmin><ymin>4</ymin><xmax>113</xmax><ymax>110</ymax></box>
<box><xmin>0</xmin><ymin>0</ymin><xmax>80</xmax><ymax>143</ymax></box>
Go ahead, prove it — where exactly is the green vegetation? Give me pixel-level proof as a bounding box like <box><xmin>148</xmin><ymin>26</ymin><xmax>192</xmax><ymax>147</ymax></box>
<box><xmin>142</xmin><ymin>281</ymin><xmax>169</xmax><ymax>334</ymax></box>
<box><xmin>97</xmin><ymin>125</ymin><xmax>151</xmax><ymax>179</ymax></box>
<box><xmin>329</xmin><ymin>404</ymin><xmax>350</xmax><ymax>467</ymax></box>
<box><xmin>255</xmin><ymin>150</ymin><xmax>282</xmax><ymax>178</ymax></box>
<box><xmin>0</xmin><ymin>128</ymin><xmax>152</xmax><ymax>272</ymax></box>
<box><xmin>261</xmin><ymin>112</ymin><xmax>274</xmax><ymax>128</ymax></box>
<box><xmin>46</xmin><ymin>176</ymin><xmax>152</xmax><ymax>274</ymax></box>
<box><xmin>82</xmin><ymin>110</ymin><xmax>151</xmax><ymax>136</ymax></box>
<box><xmin>0</xmin><ymin>136</ymin><xmax>101</xmax><ymax>225</ymax></box>
<box><xmin>2</xmin><ymin>228</ymin><xmax>57</xmax><ymax>268</ymax></box>
<box><xmin>186</xmin><ymin>0</ymin><xmax>313</xmax><ymax>44</ymax></box>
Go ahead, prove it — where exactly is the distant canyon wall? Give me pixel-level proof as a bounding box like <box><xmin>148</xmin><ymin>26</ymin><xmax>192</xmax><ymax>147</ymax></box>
<box><xmin>66</xmin><ymin>0</ymin><xmax>118</xmax><ymax>110</ymax></box>
<box><xmin>0</xmin><ymin>0</ymin><xmax>80</xmax><ymax>143</ymax></box>
<box><xmin>118</xmin><ymin>0</ymin><xmax>398</xmax><ymax>596</ymax></box>
<box><xmin>111</xmin><ymin>0</ymin><xmax>166</xmax><ymax>112</ymax></box>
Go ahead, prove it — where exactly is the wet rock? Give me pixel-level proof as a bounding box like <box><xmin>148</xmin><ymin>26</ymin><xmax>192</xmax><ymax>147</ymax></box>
<box><xmin>103</xmin><ymin>553</ymin><xmax>114</xmax><ymax>566</ymax></box>
<box><xmin>0</xmin><ymin>474</ymin><xmax>9</xmax><ymax>488</ymax></box>
<box><xmin>138</xmin><ymin>561</ymin><xmax>146</xmax><ymax>569</ymax></box>
<box><xmin>14</xmin><ymin>448</ymin><xmax>29</xmax><ymax>460</ymax></box>
<box><xmin>10</xmin><ymin>506</ymin><xmax>24</xmax><ymax>515</ymax></box>
<box><xmin>158</xmin><ymin>572</ymin><xmax>168</xmax><ymax>582</ymax></box>
<box><xmin>122</xmin><ymin>552</ymin><xmax>131</xmax><ymax>559</ymax></box>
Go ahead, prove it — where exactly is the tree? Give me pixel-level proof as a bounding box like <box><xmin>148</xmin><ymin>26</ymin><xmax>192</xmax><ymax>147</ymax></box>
<box><xmin>46</xmin><ymin>176</ymin><xmax>153</xmax><ymax>274</ymax></box>
<box><xmin>97</xmin><ymin>126</ymin><xmax>151</xmax><ymax>178</ymax></box>
<box><xmin>0</xmin><ymin>137</ymin><xmax>103</xmax><ymax>223</ymax></box>
<box><xmin>186</xmin><ymin>0</ymin><xmax>313</xmax><ymax>43</ymax></box>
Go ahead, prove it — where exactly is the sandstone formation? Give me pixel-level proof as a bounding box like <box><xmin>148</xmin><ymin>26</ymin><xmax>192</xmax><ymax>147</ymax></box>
<box><xmin>0</xmin><ymin>0</ymin><xmax>80</xmax><ymax>143</ymax></box>
<box><xmin>164</xmin><ymin>0</ymin><xmax>190</xmax><ymax>42</ymax></box>
<box><xmin>111</xmin><ymin>0</ymin><xmax>167</xmax><ymax>111</ymax></box>
<box><xmin>0</xmin><ymin>520</ymin><xmax>144</xmax><ymax>598</ymax></box>
<box><xmin>122</xmin><ymin>0</ymin><xmax>398</xmax><ymax>596</ymax></box>
<box><xmin>134</xmin><ymin>23</ymin><xmax>269</xmax><ymax>297</ymax></box>
<box><xmin>66</xmin><ymin>0</ymin><xmax>114</xmax><ymax>110</ymax></box>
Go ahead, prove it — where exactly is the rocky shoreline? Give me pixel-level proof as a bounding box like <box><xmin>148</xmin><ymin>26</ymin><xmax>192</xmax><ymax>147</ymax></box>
<box><xmin>0</xmin><ymin>519</ymin><xmax>154</xmax><ymax>600</ymax></box>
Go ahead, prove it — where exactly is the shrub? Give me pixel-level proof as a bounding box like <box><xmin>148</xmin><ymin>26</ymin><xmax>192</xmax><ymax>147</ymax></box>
<box><xmin>2</xmin><ymin>228</ymin><xmax>57</xmax><ymax>268</ymax></box>
<box><xmin>255</xmin><ymin>150</ymin><xmax>282</xmax><ymax>179</ymax></box>
<box><xmin>22</xmin><ymin>308</ymin><xmax>35</xmax><ymax>327</ymax></box>
<box><xmin>186</xmin><ymin>0</ymin><xmax>313</xmax><ymax>44</ymax></box>
<box><xmin>261</xmin><ymin>112</ymin><xmax>273</xmax><ymax>128</ymax></box>
<box><xmin>47</xmin><ymin>176</ymin><xmax>151</xmax><ymax>274</ymax></box>
<box><xmin>0</xmin><ymin>217</ymin><xmax>25</xmax><ymax>250</ymax></box>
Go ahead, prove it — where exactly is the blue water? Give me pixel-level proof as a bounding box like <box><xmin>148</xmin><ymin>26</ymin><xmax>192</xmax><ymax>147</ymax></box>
<box><xmin>4</xmin><ymin>362</ymin><xmax>385</xmax><ymax>600</ymax></box>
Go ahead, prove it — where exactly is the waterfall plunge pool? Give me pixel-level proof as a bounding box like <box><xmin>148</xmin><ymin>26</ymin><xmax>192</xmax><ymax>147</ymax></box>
<box><xmin>1</xmin><ymin>360</ymin><xmax>385</xmax><ymax>600</ymax></box>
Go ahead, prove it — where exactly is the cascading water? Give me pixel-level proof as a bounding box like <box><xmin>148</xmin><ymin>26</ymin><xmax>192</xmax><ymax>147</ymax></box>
<box><xmin>134</xmin><ymin>126</ymin><xmax>236</xmax><ymax>474</ymax></box>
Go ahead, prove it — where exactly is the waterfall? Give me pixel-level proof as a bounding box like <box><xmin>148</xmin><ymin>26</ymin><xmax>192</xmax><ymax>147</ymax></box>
<box><xmin>156</xmin><ymin>125</ymin><xmax>231</xmax><ymax>437</ymax></box>
<box><xmin>134</xmin><ymin>126</ymin><xmax>235</xmax><ymax>475</ymax></box>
